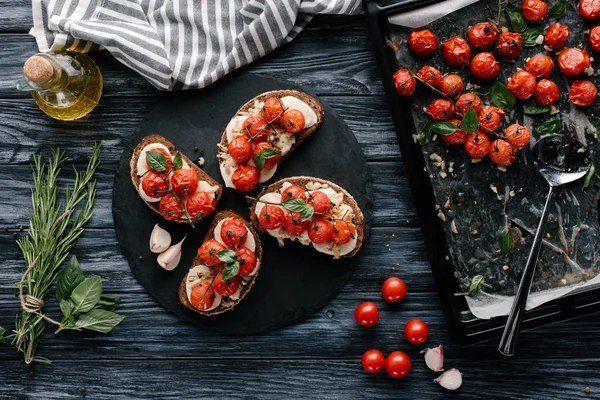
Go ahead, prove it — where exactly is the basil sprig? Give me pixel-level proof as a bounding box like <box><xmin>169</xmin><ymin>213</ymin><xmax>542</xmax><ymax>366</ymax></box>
<box><xmin>549</xmin><ymin>0</ymin><xmax>566</xmax><ymax>19</ymax></box>
<box><xmin>523</xmin><ymin>105</ymin><xmax>550</xmax><ymax>115</ymax></box>
<box><xmin>583</xmin><ymin>161</ymin><xmax>596</xmax><ymax>190</ymax></box>
<box><xmin>506</xmin><ymin>5</ymin><xmax>527</xmax><ymax>33</ymax></box>
<box><xmin>491</xmin><ymin>83</ymin><xmax>516</xmax><ymax>111</ymax></box>
<box><xmin>172</xmin><ymin>152</ymin><xmax>183</xmax><ymax>170</ymax></box>
<box><xmin>537</xmin><ymin>117</ymin><xmax>561</xmax><ymax>135</ymax></box>
<box><xmin>460</xmin><ymin>107</ymin><xmax>479</xmax><ymax>134</ymax></box>
<box><xmin>419</xmin><ymin>120</ymin><xmax>434</xmax><ymax>144</ymax></box>
<box><xmin>282</xmin><ymin>198</ymin><xmax>315</xmax><ymax>221</ymax></box>
<box><xmin>521</xmin><ymin>28</ymin><xmax>544</xmax><ymax>47</ymax></box>
<box><xmin>146</xmin><ymin>150</ymin><xmax>167</xmax><ymax>172</ymax></box>
<box><xmin>254</xmin><ymin>147</ymin><xmax>281</xmax><ymax>170</ymax></box>
<box><xmin>501</xmin><ymin>228</ymin><xmax>513</xmax><ymax>254</ymax></box>
<box><xmin>431</xmin><ymin>122</ymin><xmax>459</xmax><ymax>136</ymax></box>
<box><xmin>454</xmin><ymin>275</ymin><xmax>485</xmax><ymax>297</ymax></box>
<box><xmin>217</xmin><ymin>249</ymin><xmax>241</xmax><ymax>281</ymax></box>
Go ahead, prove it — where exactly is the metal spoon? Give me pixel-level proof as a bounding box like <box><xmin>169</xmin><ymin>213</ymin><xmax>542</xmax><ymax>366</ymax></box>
<box><xmin>498</xmin><ymin>134</ymin><xmax>592</xmax><ymax>356</ymax></box>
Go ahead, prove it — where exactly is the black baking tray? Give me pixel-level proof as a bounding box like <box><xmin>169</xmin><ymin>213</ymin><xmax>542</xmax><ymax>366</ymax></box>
<box><xmin>364</xmin><ymin>0</ymin><xmax>600</xmax><ymax>345</ymax></box>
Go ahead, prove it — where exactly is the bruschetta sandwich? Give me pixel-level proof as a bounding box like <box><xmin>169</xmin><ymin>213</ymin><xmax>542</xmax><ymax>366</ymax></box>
<box><xmin>130</xmin><ymin>135</ymin><xmax>223</xmax><ymax>225</ymax></box>
<box><xmin>217</xmin><ymin>90</ymin><xmax>324</xmax><ymax>192</ymax></box>
<box><xmin>179</xmin><ymin>210</ymin><xmax>262</xmax><ymax>315</ymax></box>
<box><xmin>248</xmin><ymin>177</ymin><xmax>366</xmax><ymax>259</ymax></box>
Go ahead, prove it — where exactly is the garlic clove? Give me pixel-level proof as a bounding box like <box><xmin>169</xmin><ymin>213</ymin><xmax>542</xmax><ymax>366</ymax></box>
<box><xmin>434</xmin><ymin>368</ymin><xmax>462</xmax><ymax>391</ymax></box>
<box><xmin>150</xmin><ymin>224</ymin><xmax>171</xmax><ymax>253</ymax></box>
<box><xmin>157</xmin><ymin>234</ymin><xmax>186</xmax><ymax>271</ymax></box>
<box><xmin>421</xmin><ymin>345</ymin><xmax>444</xmax><ymax>372</ymax></box>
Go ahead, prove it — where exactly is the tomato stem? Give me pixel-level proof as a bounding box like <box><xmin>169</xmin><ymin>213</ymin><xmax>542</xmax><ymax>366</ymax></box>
<box><xmin>408</xmin><ymin>69</ymin><xmax>453</xmax><ymax>101</ymax></box>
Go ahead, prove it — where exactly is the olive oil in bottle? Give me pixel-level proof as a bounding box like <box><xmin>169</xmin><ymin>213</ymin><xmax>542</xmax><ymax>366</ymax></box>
<box><xmin>17</xmin><ymin>52</ymin><xmax>103</xmax><ymax>121</ymax></box>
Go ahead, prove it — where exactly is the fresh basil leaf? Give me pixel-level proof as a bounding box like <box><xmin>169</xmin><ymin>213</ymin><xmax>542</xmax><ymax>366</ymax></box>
<box><xmin>461</xmin><ymin>107</ymin><xmax>479</xmax><ymax>134</ymax></box>
<box><xmin>74</xmin><ymin>309</ymin><xmax>125</xmax><ymax>333</ymax></box>
<box><xmin>253</xmin><ymin>147</ymin><xmax>281</xmax><ymax>170</ymax></box>
<box><xmin>222</xmin><ymin>261</ymin><xmax>240</xmax><ymax>281</ymax></box>
<box><xmin>419</xmin><ymin>120</ymin><xmax>434</xmax><ymax>144</ymax></box>
<box><xmin>549</xmin><ymin>0</ymin><xmax>566</xmax><ymax>18</ymax></box>
<box><xmin>0</xmin><ymin>326</ymin><xmax>6</xmax><ymax>344</ymax></box>
<box><xmin>70</xmin><ymin>276</ymin><xmax>102</xmax><ymax>314</ymax></box>
<box><xmin>56</xmin><ymin>255</ymin><xmax>84</xmax><ymax>303</ymax></box>
<box><xmin>299</xmin><ymin>205</ymin><xmax>315</xmax><ymax>221</ymax></box>
<box><xmin>146</xmin><ymin>150</ymin><xmax>167</xmax><ymax>172</ymax></box>
<box><xmin>523</xmin><ymin>105</ymin><xmax>550</xmax><ymax>114</ymax></box>
<box><xmin>501</xmin><ymin>229</ymin><xmax>513</xmax><ymax>254</ymax></box>
<box><xmin>522</xmin><ymin>28</ymin><xmax>544</xmax><ymax>47</ymax></box>
<box><xmin>537</xmin><ymin>117</ymin><xmax>561</xmax><ymax>135</ymax></box>
<box><xmin>491</xmin><ymin>83</ymin><xmax>516</xmax><ymax>111</ymax></box>
<box><xmin>583</xmin><ymin>161</ymin><xmax>595</xmax><ymax>190</ymax></box>
<box><xmin>455</xmin><ymin>275</ymin><xmax>485</xmax><ymax>297</ymax></box>
<box><xmin>506</xmin><ymin>4</ymin><xmax>527</xmax><ymax>33</ymax></box>
<box><xmin>431</xmin><ymin>122</ymin><xmax>459</xmax><ymax>136</ymax></box>
<box><xmin>95</xmin><ymin>296</ymin><xmax>121</xmax><ymax>312</ymax></box>
<box><xmin>59</xmin><ymin>299</ymin><xmax>75</xmax><ymax>317</ymax></box>
<box><xmin>282</xmin><ymin>198</ymin><xmax>308</xmax><ymax>212</ymax></box>
<box><xmin>216</xmin><ymin>249</ymin><xmax>237</xmax><ymax>263</ymax></box>
<box><xmin>172</xmin><ymin>152</ymin><xmax>183</xmax><ymax>170</ymax></box>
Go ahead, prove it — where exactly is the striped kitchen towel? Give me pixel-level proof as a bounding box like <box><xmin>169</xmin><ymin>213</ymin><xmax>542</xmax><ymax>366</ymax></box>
<box><xmin>30</xmin><ymin>0</ymin><xmax>362</xmax><ymax>90</ymax></box>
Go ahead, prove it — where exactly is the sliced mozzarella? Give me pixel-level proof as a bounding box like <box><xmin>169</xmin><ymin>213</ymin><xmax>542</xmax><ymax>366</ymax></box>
<box><xmin>136</xmin><ymin>143</ymin><xmax>171</xmax><ymax>176</ymax></box>
<box><xmin>226</xmin><ymin>116</ymin><xmax>248</xmax><ymax>144</ymax></box>
<box><xmin>312</xmin><ymin>235</ymin><xmax>358</xmax><ymax>258</ymax></box>
<box><xmin>280</xmin><ymin>96</ymin><xmax>318</xmax><ymax>129</ymax></box>
<box><xmin>254</xmin><ymin>193</ymin><xmax>285</xmax><ymax>219</ymax></box>
<box><xmin>196</xmin><ymin>180</ymin><xmax>220</xmax><ymax>198</ymax></box>
<box><xmin>214</xmin><ymin>217</ymin><xmax>257</xmax><ymax>252</ymax></box>
<box><xmin>228</xmin><ymin>285</ymin><xmax>242</xmax><ymax>301</ymax></box>
<box><xmin>271</xmin><ymin>130</ymin><xmax>295</xmax><ymax>156</ymax></box>
<box><xmin>280</xmin><ymin>181</ymin><xmax>293</xmax><ymax>192</ymax></box>
<box><xmin>185</xmin><ymin>265</ymin><xmax>222</xmax><ymax>312</ymax></box>
<box><xmin>247</xmin><ymin>259</ymin><xmax>261</xmax><ymax>277</ymax></box>
<box><xmin>219</xmin><ymin>154</ymin><xmax>237</xmax><ymax>188</ymax></box>
<box><xmin>138</xmin><ymin>181</ymin><xmax>161</xmax><ymax>203</ymax></box>
<box><xmin>332</xmin><ymin>203</ymin><xmax>354</xmax><ymax>221</ymax></box>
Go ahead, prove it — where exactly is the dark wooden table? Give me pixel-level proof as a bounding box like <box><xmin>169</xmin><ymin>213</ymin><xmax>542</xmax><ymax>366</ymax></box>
<box><xmin>1</xmin><ymin>3</ymin><xmax>600</xmax><ymax>399</ymax></box>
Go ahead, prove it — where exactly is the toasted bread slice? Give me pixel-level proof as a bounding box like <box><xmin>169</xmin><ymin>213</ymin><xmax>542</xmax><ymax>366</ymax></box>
<box><xmin>178</xmin><ymin>210</ymin><xmax>263</xmax><ymax>316</ymax></box>
<box><xmin>130</xmin><ymin>134</ymin><xmax>223</xmax><ymax>223</ymax></box>
<box><xmin>248</xmin><ymin>177</ymin><xmax>366</xmax><ymax>259</ymax></box>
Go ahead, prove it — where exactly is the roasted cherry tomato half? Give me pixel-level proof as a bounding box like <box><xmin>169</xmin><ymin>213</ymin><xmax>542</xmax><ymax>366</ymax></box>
<box><xmin>236</xmin><ymin>246</ymin><xmax>258</xmax><ymax>277</ymax></box>
<box><xmin>464</xmin><ymin>132</ymin><xmax>491</xmax><ymax>159</ymax></box>
<box><xmin>508</xmin><ymin>70</ymin><xmax>536</xmax><ymax>100</ymax></box>
<box><xmin>522</xmin><ymin>0</ymin><xmax>548</xmax><ymax>22</ymax></box>
<box><xmin>441</xmin><ymin>118</ymin><xmax>467</xmax><ymax>145</ymax></box>
<box><xmin>281</xmin><ymin>109</ymin><xmax>306</xmax><ymax>134</ymax></box>
<box><xmin>263</xmin><ymin>96</ymin><xmax>284</xmax><ymax>124</ymax></box>
<box><xmin>569</xmin><ymin>80</ymin><xmax>598</xmax><ymax>107</ymax></box>
<box><xmin>308</xmin><ymin>218</ymin><xmax>334</xmax><ymax>244</ymax></box>
<box><xmin>159</xmin><ymin>194</ymin><xmax>184</xmax><ymax>221</ymax></box>
<box><xmin>281</xmin><ymin>184</ymin><xmax>308</xmax><ymax>201</ymax></box>
<box><xmin>496</xmin><ymin>32</ymin><xmax>523</xmax><ymax>59</ymax></box>
<box><xmin>307</xmin><ymin>191</ymin><xmax>333</xmax><ymax>214</ymax></box>
<box><xmin>404</xmin><ymin>319</ymin><xmax>429</xmax><ymax>345</ymax></box>
<box><xmin>424</xmin><ymin>98</ymin><xmax>455</xmax><ymax>121</ymax></box>
<box><xmin>441</xmin><ymin>36</ymin><xmax>471</xmax><ymax>67</ymax></box>
<box><xmin>545</xmin><ymin>23</ymin><xmax>569</xmax><ymax>51</ymax></box>
<box><xmin>284</xmin><ymin>211</ymin><xmax>310</xmax><ymax>236</ymax></box>
<box><xmin>354</xmin><ymin>301</ymin><xmax>379</xmax><ymax>327</ymax></box>
<box><xmin>534</xmin><ymin>79</ymin><xmax>560</xmax><ymax>105</ymax></box>
<box><xmin>170</xmin><ymin>168</ymin><xmax>199</xmax><ymax>198</ymax></box>
<box><xmin>440</xmin><ymin>74</ymin><xmax>464</xmax><ymax>97</ymax></box>
<box><xmin>385</xmin><ymin>351</ymin><xmax>411</xmax><ymax>379</ymax></box>
<box><xmin>253</xmin><ymin>142</ymin><xmax>281</xmax><ymax>169</ymax></box>
<box><xmin>362</xmin><ymin>349</ymin><xmax>386</xmax><ymax>374</ymax></box>
<box><xmin>408</xmin><ymin>29</ymin><xmax>439</xmax><ymax>57</ymax></box>
<box><xmin>580</xmin><ymin>0</ymin><xmax>600</xmax><ymax>20</ymax></box>
<box><xmin>220</xmin><ymin>217</ymin><xmax>248</xmax><ymax>248</ymax></box>
<box><xmin>186</xmin><ymin>191</ymin><xmax>216</xmax><ymax>219</ymax></box>
<box><xmin>382</xmin><ymin>277</ymin><xmax>408</xmax><ymax>302</ymax></box>
<box><xmin>213</xmin><ymin>273</ymin><xmax>240</xmax><ymax>297</ymax></box>
<box><xmin>589</xmin><ymin>26</ymin><xmax>600</xmax><ymax>52</ymax></box>
<box><xmin>477</xmin><ymin>106</ymin><xmax>505</xmax><ymax>132</ymax></box>
<box><xmin>489</xmin><ymin>139</ymin><xmax>517</xmax><ymax>166</ymax></box>
<box><xmin>505</xmin><ymin>124</ymin><xmax>531</xmax><ymax>150</ymax></box>
<box><xmin>393</xmin><ymin>69</ymin><xmax>417</xmax><ymax>97</ymax></box>
<box><xmin>198</xmin><ymin>239</ymin><xmax>226</xmax><ymax>266</ymax></box>
<box><xmin>468</xmin><ymin>22</ymin><xmax>498</xmax><ymax>49</ymax></box>
<box><xmin>455</xmin><ymin>92</ymin><xmax>483</xmax><ymax>116</ymax></box>
<box><xmin>525</xmin><ymin>54</ymin><xmax>554</xmax><ymax>78</ymax></box>
<box><xmin>228</xmin><ymin>136</ymin><xmax>253</xmax><ymax>164</ymax></box>
<box><xmin>242</xmin><ymin>115</ymin><xmax>269</xmax><ymax>141</ymax></box>
<box><xmin>470</xmin><ymin>52</ymin><xmax>500</xmax><ymax>80</ymax></box>
<box><xmin>332</xmin><ymin>220</ymin><xmax>356</xmax><ymax>245</ymax></box>
<box><xmin>258</xmin><ymin>205</ymin><xmax>286</xmax><ymax>230</ymax></box>
<box><xmin>416</xmin><ymin>65</ymin><xmax>443</xmax><ymax>88</ymax></box>
<box><xmin>231</xmin><ymin>164</ymin><xmax>260</xmax><ymax>192</ymax></box>
<box><xmin>190</xmin><ymin>281</ymin><xmax>215</xmax><ymax>311</ymax></box>
<box><xmin>141</xmin><ymin>171</ymin><xmax>168</xmax><ymax>199</ymax></box>
<box><xmin>146</xmin><ymin>147</ymin><xmax>172</xmax><ymax>174</ymax></box>
<box><xmin>558</xmin><ymin>48</ymin><xmax>591</xmax><ymax>76</ymax></box>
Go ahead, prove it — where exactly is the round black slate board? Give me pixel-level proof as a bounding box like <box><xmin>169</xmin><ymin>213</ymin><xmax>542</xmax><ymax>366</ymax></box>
<box><xmin>112</xmin><ymin>72</ymin><xmax>373</xmax><ymax>334</ymax></box>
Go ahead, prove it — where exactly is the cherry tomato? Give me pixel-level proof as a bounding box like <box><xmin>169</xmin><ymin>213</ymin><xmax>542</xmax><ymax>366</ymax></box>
<box><xmin>455</xmin><ymin>92</ymin><xmax>483</xmax><ymax>116</ymax></box>
<box><xmin>477</xmin><ymin>106</ymin><xmax>505</xmax><ymax>132</ymax></box>
<box><xmin>159</xmin><ymin>194</ymin><xmax>184</xmax><ymax>221</ymax></box>
<box><xmin>505</xmin><ymin>124</ymin><xmax>531</xmax><ymax>150</ymax></box>
<box><xmin>417</xmin><ymin>65</ymin><xmax>443</xmax><ymax>88</ymax></box>
<box><xmin>496</xmin><ymin>32</ymin><xmax>523</xmax><ymax>59</ymax></box>
<box><xmin>468</xmin><ymin>22</ymin><xmax>498</xmax><ymax>49</ymax></box>
<box><xmin>507</xmin><ymin>70</ymin><xmax>536</xmax><ymax>100</ymax></box>
<box><xmin>393</xmin><ymin>69</ymin><xmax>417</xmax><ymax>97</ymax></box>
<box><xmin>242</xmin><ymin>115</ymin><xmax>269</xmax><ymax>141</ymax></box>
<box><xmin>146</xmin><ymin>147</ymin><xmax>172</xmax><ymax>174</ymax></box>
<box><xmin>228</xmin><ymin>136</ymin><xmax>252</xmax><ymax>164</ymax></box>
<box><xmin>441</xmin><ymin>36</ymin><xmax>471</xmax><ymax>67</ymax></box>
<box><xmin>424</xmin><ymin>99</ymin><xmax>455</xmax><ymax>121</ymax></box>
<box><xmin>440</xmin><ymin>74</ymin><xmax>464</xmax><ymax>97</ymax></box>
<box><xmin>308</xmin><ymin>219</ymin><xmax>334</xmax><ymax>244</ymax></box>
<box><xmin>332</xmin><ymin>220</ymin><xmax>356</xmax><ymax>245</ymax></box>
<box><xmin>259</xmin><ymin>205</ymin><xmax>285</xmax><ymax>230</ymax></box>
<box><xmin>522</xmin><ymin>0</ymin><xmax>548</xmax><ymax>22</ymax></box>
<box><xmin>385</xmin><ymin>351</ymin><xmax>411</xmax><ymax>379</ymax></box>
<box><xmin>525</xmin><ymin>54</ymin><xmax>554</xmax><ymax>78</ymax></box>
<box><xmin>236</xmin><ymin>246</ymin><xmax>258</xmax><ymax>277</ymax></box>
<box><xmin>141</xmin><ymin>171</ymin><xmax>168</xmax><ymax>198</ymax></box>
<box><xmin>213</xmin><ymin>273</ymin><xmax>240</xmax><ymax>297</ymax></box>
<box><xmin>190</xmin><ymin>281</ymin><xmax>215</xmax><ymax>311</ymax></box>
<box><xmin>220</xmin><ymin>218</ymin><xmax>248</xmax><ymax>248</ymax></box>
<box><xmin>253</xmin><ymin>142</ymin><xmax>281</xmax><ymax>169</ymax></box>
<box><xmin>545</xmin><ymin>23</ymin><xmax>569</xmax><ymax>51</ymax></box>
<box><xmin>441</xmin><ymin>118</ymin><xmax>467</xmax><ymax>145</ymax></box>
<box><xmin>470</xmin><ymin>52</ymin><xmax>500</xmax><ymax>80</ymax></box>
<box><xmin>186</xmin><ymin>191</ymin><xmax>216</xmax><ymax>219</ymax></box>
<box><xmin>489</xmin><ymin>139</ymin><xmax>517</xmax><ymax>166</ymax></box>
<box><xmin>198</xmin><ymin>239</ymin><xmax>226</xmax><ymax>266</ymax></box>
<box><xmin>354</xmin><ymin>301</ymin><xmax>379</xmax><ymax>327</ymax></box>
<box><xmin>382</xmin><ymin>277</ymin><xmax>407</xmax><ymax>302</ymax></box>
<box><xmin>558</xmin><ymin>48</ymin><xmax>591</xmax><ymax>76</ymax></box>
<box><xmin>404</xmin><ymin>319</ymin><xmax>429</xmax><ymax>345</ymax></box>
<box><xmin>408</xmin><ymin>29</ymin><xmax>439</xmax><ymax>57</ymax></box>
<box><xmin>281</xmin><ymin>184</ymin><xmax>307</xmax><ymax>201</ymax></box>
<box><xmin>464</xmin><ymin>132</ymin><xmax>491</xmax><ymax>158</ymax></box>
<box><xmin>307</xmin><ymin>191</ymin><xmax>333</xmax><ymax>214</ymax></box>
<box><xmin>362</xmin><ymin>349</ymin><xmax>385</xmax><ymax>374</ymax></box>
<box><xmin>580</xmin><ymin>0</ymin><xmax>600</xmax><ymax>20</ymax></box>
<box><xmin>534</xmin><ymin>79</ymin><xmax>560</xmax><ymax>105</ymax></box>
<box><xmin>231</xmin><ymin>164</ymin><xmax>260</xmax><ymax>192</ymax></box>
<box><xmin>263</xmin><ymin>97</ymin><xmax>284</xmax><ymax>124</ymax></box>
<box><xmin>281</xmin><ymin>109</ymin><xmax>306</xmax><ymax>134</ymax></box>
<box><xmin>569</xmin><ymin>80</ymin><xmax>598</xmax><ymax>106</ymax></box>
<box><xmin>170</xmin><ymin>168</ymin><xmax>199</xmax><ymax>198</ymax></box>
<box><xmin>284</xmin><ymin>212</ymin><xmax>310</xmax><ymax>236</ymax></box>
<box><xmin>588</xmin><ymin>26</ymin><xmax>600</xmax><ymax>52</ymax></box>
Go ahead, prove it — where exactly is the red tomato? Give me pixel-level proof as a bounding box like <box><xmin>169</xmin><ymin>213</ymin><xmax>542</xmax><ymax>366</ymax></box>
<box><xmin>170</xmin><ymin>168</ymin><xmax>199</xmax><ymax>198</ymax></box>
<box><xmin>236</xmin><ymin>246</ymin><xmax>258</xmax><ymax>277</ymax></box>
<box><xmin>525</xmin><ymin>54</ymin><xmax>554</xmax><ymax>78</ymax></box>
<box><xmin>385</xmin><ymin>351</ymin><xmax>411</xmax><ymax>379</ymax></box>
<box><xmin>507</xmin><ymin>70</ymin><xmax>536</xmax><ymax>100</ymax></box>
<box><xmin>186</xmin><ymin>191</ymin><xmax>216</xmax><ymax>219</ymax></box>
<box><xmin>464</xmin><ymin>132</ymin><xmax>491</xmax><ymax>158</ymax></box>
<box><xmin>440</xmin><ymin>74</ymin><xmax>464</xmax><ymax>97</ymax></box>
<box><xmin>522</xmin><ymin>0</ymin><xmax>548</xmax><ymax>22</ymax></box>
<box><xmin>382</xmin><ymin>277</ymin><xmax>407</xmax><ymax>302</ymax></box>
<box><xmin>558</xmin><ymin>48</ymin><xmax>591</xmax><ymax>76</ymax></box>
<box><xmin>220</xmin><ymin>218</ymin><xmax>248</xmax><ymax>248</ymax></box>
<box><xmin>281</xmin><ymin>184</ymin><xmax>307</xmax><ymax>201</ymax></box>
<box><xmin>307</xmin><ymin>191</ymin><xmax>333</xmax><ymax>214</ymax></box>
<box><xmin>362</xmin><ymin>349</ymin><xmax>385</xmax><ymax>374</ymax></box>
<box><xmin>263</xmin><ymin>97</ymin><xmax>284</xmax><ymax>124</ymax></box>
<box><xmin>589</xmin><ymin>26</ymin><xmax>600</xmax><ymax>52</ymax></box>
<box><xmin>197</xmin><ymin>239</ymin><xmax>226</xmax><ymax>266</ymax></box>
<box><xmin>393</xmin><ymin>69</ymin><xmax>417</xmax><ymax>97</ymax></box>
<box><xmin>259</xmin><ymin>205</ymin><xmax>285</xmax><ymax>230</ymax></box>
<box><xmin>470</xmin><ymin>52</ymin><xmax>500</xmax><ymax>80</ymax></box>
<box><xmin>213</xmin><ymin>273</ymin><xmax>240</xmax><ymax>297</ymax></box>
<box><xmin>569</xmin><ymin>80</ymin><xmax>598</xmax><ymax>106</ymax></box>
<box><xmin>228</xmin><ymin>137</ymin><xmax>252</xmax><ymax>164</ymax></box>
<box><xmin>477</xmin><ymin>106</ymin><xmax>505</xmax><ymax>132</ymax></box>
<box><xmin>159</xmin><ymin>194</ymin><xmax>184</xmax><ymax>221</ymax></box>
<box><xmin>496</xmin><ymin>32</ymin><xmax>523</xmax><ymax>59</ymax></box>
<box><xmin>580</xmin><ymin>0</ymin><xmax>600</xmax><ymax>19</ymax></box>
<box><xmin>242</xmin><ymin>115</ymin><xmax>269</xmax><ymax>141</ymax></box>
<box><xmin>534</xmin><ymin>79</ymin><xmax>560</xmax><ymax>105</ymax></box>
<box><xmin>308</xmin><ymin>219</ymin><xmax>334</xmax><ymax>244</ymax></box>
<box><xmin>190</xmin><ymin>281</ymin><xmax>215</xmax><ymax>310</ymax></box>
<box><xmin>231</xmin><ymin>164</ymin><xmax>260</xmax><ymax>192</ymax></box>
<box><xmin>468</xmin><ymin>22</ymin><xmax>498</xmax><ymax>49</ymax></box>
<box><xmin>252</xmin><ymin>142</ymin><xmax>281</xmax><ymax>169</ymax></box>
<box><xmin>146</xmin><ymin>147</ymin><xmax>172</xmax><ymax>174</ymax></box>
<box><xmin>545</xmin><ymin>23</ymin><xmax>569</xmax><ymax>51</ymax></box>
<box><xmin>284</xmin><ymin>212</ymin><xmax>310</xmax><ymax>236</ymax></box>
<box><xmin>441</xmin><ymin>118</ymin><xmax>467</xmax><ymax>145</ymax></box>
<box><xmin>505</xmin><ymin>124</ymin><xmax>531</xmax><ymax>150</ymax></box>
<box><xmin>455</xmin><ymin>92</ymin><xmax>483</xmax><ymax>116</ymax></box>
<box><xmin>354</xmin><ymin>301</ymin><xmax>379</xmax><ymax>327</ymax></box>
<box><xmin>281</xmin><ymin>109</ymin><xmax>306</xmax><ymax>134</ymax></box>
<box><xmin>408</xmin><ymin>29</ymin><xmax>439</xmax><ymax>57</ymax></box>
<box><xmin>141</xmin><ymin>171</ymin><xmax>168</xmax><ymax>198</ymax></box>
<box><xmin>441</xmin><ymin>36</ymin><xmax>471</xmax><ymax>67</ymax></box>
<box><xmin>332</xmin><ymin>220</ymin><xmax>356</xmax><ymax>245</ymax></box>
<box><xmin>489</xmin><ymin>139</ymin><xmax>517</xmax><ymax>166</ymax></box>
<box><xmin>424</xmin><ymin>99</ymin><xmax>455</xmax><ymax>121</ymax></box>
<box><xmin>404</xmin><ymin>319</ymin><xmax>429</xmax><ymax>345</ymax></box>
<box><xmin>417</xmin><ymin>65</ymin><xmax>443</xmax><ymax>88</ymax></box>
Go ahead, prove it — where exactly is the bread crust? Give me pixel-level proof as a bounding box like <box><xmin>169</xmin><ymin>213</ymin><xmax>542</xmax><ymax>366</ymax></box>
<box><xmin>178</xmin><ymin>210</ymin><xmax>263</xmax><ymax>316</ymax></box>
<box><xmin>130</xmin><ymin>134</ymin><xmax>223</xmax><ymax>223</ymax></box>
<box><xmin>248</xmin><ymin>176</ymin><xmax>366</xmax><ymax>258</ymax></box>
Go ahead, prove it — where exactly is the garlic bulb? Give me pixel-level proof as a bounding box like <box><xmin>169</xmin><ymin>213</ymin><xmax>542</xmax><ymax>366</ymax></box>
<box><xmin>421</xmin><ymin>345</ymin><xmax>444</xmax><ymax>372</ymax></box>
<box><xmin>149</xmin><ymin>224</ymin><xmax>171</xmax><ymax>253</ymax></box>
<box><xmin>434</xmin><ymin>368</ymin><xmax>462</xmax><ymax>391</ymax></box>
<box><xmin>157</xmin><ymin>235</ymin><xmax>186</xmax><ymax>271</ymax></box>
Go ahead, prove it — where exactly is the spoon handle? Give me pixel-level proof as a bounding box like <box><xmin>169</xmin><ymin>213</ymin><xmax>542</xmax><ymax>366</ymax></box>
<box><xmin>498</xmin><ymin>185</ymin><xmax>556</xmax><ymax>356</ymax></box>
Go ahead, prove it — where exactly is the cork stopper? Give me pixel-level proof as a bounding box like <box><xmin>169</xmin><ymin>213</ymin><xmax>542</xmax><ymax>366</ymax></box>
<box><xmin>23</xmin><ymin>55</ymin><xmax>59</xmax><ymax>84</ymax></box>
